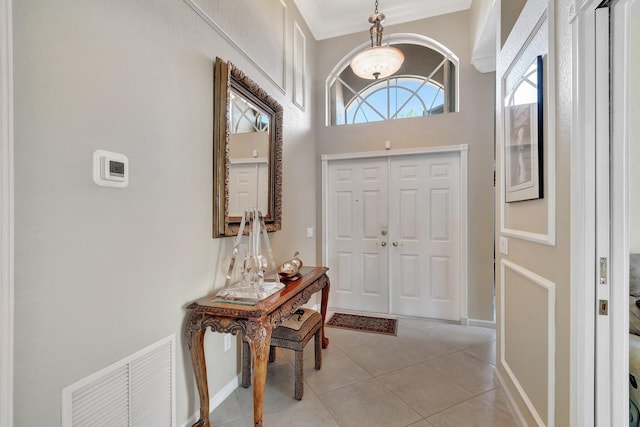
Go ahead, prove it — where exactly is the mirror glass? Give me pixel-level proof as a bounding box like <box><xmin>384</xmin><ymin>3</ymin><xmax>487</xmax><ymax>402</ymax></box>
<box><xmin>228</xmin><ymin>91</ymin><xmax>270</xmax><ymax>217</ymax></box>
<box><xmin>213</xmin><ymin>57</ymin><xmax>283</xmax><ymax>237</ymax></box>
<box><xmin>503</xmin><ymin>55</ymin><xmax>543</xmax><ymax>203</ymax></box>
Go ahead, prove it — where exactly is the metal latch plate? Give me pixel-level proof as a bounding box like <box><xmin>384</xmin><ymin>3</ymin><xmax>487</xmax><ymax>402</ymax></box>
<box><xmin>599</xmin><ymin>299</ymin><xmax>608</xmax><ymax>316</ymax></box>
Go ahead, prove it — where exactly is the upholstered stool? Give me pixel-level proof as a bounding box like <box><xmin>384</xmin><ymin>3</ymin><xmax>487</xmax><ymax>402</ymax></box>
<box><xmin>241</xmin><ymin>308</ymin><xmax>322</xmax><ymax>400</ymax></box>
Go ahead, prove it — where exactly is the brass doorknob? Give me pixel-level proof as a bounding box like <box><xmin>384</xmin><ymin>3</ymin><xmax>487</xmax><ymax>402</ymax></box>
<box><xmin>392</xmin><ymin>242</ymin><xmax>403</xmax><ymax>247</ymax></box>
<box><xmin>377</xmin><ymin>241</ymin><xmax>387</xmax><ymax>247</ymax></box>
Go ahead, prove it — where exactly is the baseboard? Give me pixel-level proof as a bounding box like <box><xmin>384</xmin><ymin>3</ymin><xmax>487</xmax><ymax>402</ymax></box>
<box><xmin>495</xmin><ymin>368</ymin><xmax>528</xmax><ymax>427</ymax></box>
<box><xmin>181</xmin><ymin>374</ymin><xmax>240</xmax><ymax>427</ymax></box>
<box><xmin>467</xmin><ymin>318</ymin><xmax>496</xmax><ymax>329</ymax></box>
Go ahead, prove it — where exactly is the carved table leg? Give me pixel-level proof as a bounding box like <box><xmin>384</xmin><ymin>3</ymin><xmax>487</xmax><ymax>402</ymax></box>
<box><xmin>320</xmin><ymin>275</ymin><xmax>330</xmax><ymax>348</ymax></box>
<box><xmin>244</xmin><ymin>319</ymin><xmax>273</xmax><ymax>427</ymax></box>
<box><xmin>187</xmin><ymin>314</ymin><xmax>210</xmax><ymax>427</ymax></box>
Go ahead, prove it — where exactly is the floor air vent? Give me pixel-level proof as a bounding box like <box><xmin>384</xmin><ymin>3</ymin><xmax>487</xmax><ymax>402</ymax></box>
<box><xmin>62</xmin><ymin>335</ymin><xmax>175</xmax><ymax>427</ymax></box>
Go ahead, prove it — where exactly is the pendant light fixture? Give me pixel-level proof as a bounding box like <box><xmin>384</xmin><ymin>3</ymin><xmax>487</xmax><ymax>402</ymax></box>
<box><xmin>349</xmin><ymin>0</ymin><xmax>405</xmax><ymax>80</ymax></box>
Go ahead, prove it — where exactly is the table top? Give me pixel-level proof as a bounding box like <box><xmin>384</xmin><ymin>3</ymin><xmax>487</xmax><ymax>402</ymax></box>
<box><xmin>187</xmin><ymin>266</ymin><xmax>328</xmax><ymax>318</ymax></box>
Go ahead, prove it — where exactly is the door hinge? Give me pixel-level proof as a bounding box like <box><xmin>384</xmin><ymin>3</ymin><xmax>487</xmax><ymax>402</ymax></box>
<box><xmin>599</xmin><ymin>299</ymin><xmax>609</xmax><ymax>316</ymax></box>
<box><xmin>599</xmin><ymin>257</ymin><xmax>608</xmax><ymax>284</ymax></box>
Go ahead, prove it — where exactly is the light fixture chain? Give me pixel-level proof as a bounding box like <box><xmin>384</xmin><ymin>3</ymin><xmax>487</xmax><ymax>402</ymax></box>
<box><xmin>374</xmin><ymin>0</ymin><xmax>379</xmax><ymax>14</ymax></box>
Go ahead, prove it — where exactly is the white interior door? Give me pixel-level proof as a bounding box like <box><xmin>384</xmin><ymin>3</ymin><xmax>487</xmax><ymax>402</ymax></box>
<box><xmin>228</xmin><ymin>159</ymin><xmax>268</xmax><ymax>215</ymax></box>
<box><xmin>389</xmin><ymin>153</ymin><xmax>461</xmax><ymax>320</ymax></box>
<box><xmin>327</xmin><ymin>158</ymin><xmax>389</xmax><ymax>313</ymax></box>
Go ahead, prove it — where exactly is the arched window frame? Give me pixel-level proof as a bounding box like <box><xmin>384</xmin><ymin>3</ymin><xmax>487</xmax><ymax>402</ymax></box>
<box><xmin>325</xmin><ymin>33</ymin><xmax>460</xmax><ymax>126</ymax></box>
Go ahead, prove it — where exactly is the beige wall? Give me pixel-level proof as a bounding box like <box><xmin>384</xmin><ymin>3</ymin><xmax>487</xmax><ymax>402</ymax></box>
<box><xmin>501</xmin><ymin>0</ymin><xmax>527</xmax><ymax>47</ymax></box>
<box><xmin>13</xmin><ymin>0</ymin><xmax>316</xmax><ymax>425</ymax></box>
<box><xmin>495</xmin><ymin>0</ymin><xmax>572</xmax><ymax>425</ymax></box>
<box><xmin>315</xmin><ymin>10</ymin><xmax>496</xmax><ymax>321</ymax></box>
<box><xmin>230</xmin><ymin>132</ymin><xmax>270</xmax><ymax>160</ymax></box>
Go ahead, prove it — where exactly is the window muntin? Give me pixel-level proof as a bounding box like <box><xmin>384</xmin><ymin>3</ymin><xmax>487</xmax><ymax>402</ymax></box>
<box><xmin>230</xmin><ymin>92</ymin><xmax>270</xmax><ymax>134</ymax></box>
<box><xmin>505</xmin><ymin>61</ymin><xmax>538</xmax><ymax>107</ymax></box>
<box><xmin>345</xmin><ymin>76</ymin><xmax>445</xmax><ymax>124</ymax></box>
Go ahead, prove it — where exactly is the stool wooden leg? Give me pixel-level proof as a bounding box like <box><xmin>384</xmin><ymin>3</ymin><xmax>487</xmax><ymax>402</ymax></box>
<box><xmin>241</xmin><ymin>340</ymin><xmax>251</xmax><ymax>388</ymax></box>
<box><xmin>314</xmin><ymin>329</ymin><xmax>322</xmax><ymax>370</ymax></box>
<box><xmin>294</xmin><ymin>350</ymin><xmax>303</xmax><ymax>400</ymax></box>
<box><xmin>268</xmin><ymin>346</ymin><xmax>276</xmax><ymax>363</ymax></box>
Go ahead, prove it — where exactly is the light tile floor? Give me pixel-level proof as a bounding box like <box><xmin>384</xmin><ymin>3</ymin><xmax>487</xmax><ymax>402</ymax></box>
<box><xmin>210</xmin><ymin>315</ymin><xmax>517</xmax><ymax>427</ymax></box>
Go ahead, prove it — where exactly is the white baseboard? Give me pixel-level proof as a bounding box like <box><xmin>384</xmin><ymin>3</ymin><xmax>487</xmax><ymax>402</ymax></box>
<box><xmin>467</xmin><ymin>318</ymin><xmax>496</xmax><ymax>329</ymax></box>
<box><xmin>181</xmin><ymin>374</ymin><xmax>240</xmax><ymax>427</ymax></box>
<box><xmin>495</xmin><ymin>368</ymin><xmax>528</xmax><ymax>427</ymax></box>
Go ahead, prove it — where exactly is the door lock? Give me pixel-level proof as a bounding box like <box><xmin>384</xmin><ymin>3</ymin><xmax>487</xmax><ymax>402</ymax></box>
<box><xmin>381</xmin><ymin>229</ymin><xmax>388</xmax><ymax>236</ymax></box>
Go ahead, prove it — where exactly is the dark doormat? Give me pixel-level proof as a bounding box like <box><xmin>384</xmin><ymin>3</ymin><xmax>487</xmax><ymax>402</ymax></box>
<box><xmin>326</xmin><ymin>313</ymin><xmax>398</xmax><ymax>336</ymax></box>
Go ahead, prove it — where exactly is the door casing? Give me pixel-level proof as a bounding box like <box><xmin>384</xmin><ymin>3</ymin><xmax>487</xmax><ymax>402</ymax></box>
<box><xmin>0</xmin><ymin>0</ymin><xmax>13</xmax><ymax>426</ymax></box>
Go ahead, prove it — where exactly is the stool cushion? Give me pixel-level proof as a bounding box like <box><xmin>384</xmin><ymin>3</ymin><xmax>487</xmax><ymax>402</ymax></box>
<box><xmin>278</xmin><ymin>308</ymin><xmax>317</xmax><ymax>331</ymax></box>
<box><xmin>273</xmin><ymin>309</ymin><xmax>322</xmax><ymax>342</ymax></box>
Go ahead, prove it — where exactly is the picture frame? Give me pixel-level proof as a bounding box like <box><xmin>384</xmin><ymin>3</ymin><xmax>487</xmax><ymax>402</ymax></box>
<box><xmin>504</xmin><ymin>55</ymin><xmax>544</xmax><ymax>203</ymax></box>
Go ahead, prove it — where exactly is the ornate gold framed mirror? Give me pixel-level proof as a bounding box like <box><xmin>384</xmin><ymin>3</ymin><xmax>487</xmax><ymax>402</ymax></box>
<box><xmin>213</xmin><ymin>57</ymin><xmax>283</xmax><ymax>238</ymax></box>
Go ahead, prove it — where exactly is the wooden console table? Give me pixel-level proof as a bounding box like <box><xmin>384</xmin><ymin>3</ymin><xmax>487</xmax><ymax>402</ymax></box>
<box><xmin>186</xmin><ymin>266</ymin><xmax>330</xmax><ymax>427</ymax></box>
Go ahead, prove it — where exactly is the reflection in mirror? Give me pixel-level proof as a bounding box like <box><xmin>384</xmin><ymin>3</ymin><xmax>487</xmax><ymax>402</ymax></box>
<box><xmin>213</xmin><ymin>57</ymin><xmax>283</xmax><ymax>238</ymax></box>
<box><xmin>228</xmin><ymin>91</ymin><xmax>270</xmax><ymax>217</ymax></box>
<box><xmin>503</xmin><ymin>55</ymin><xmax>543</xmax><ymax>202</ymax></box>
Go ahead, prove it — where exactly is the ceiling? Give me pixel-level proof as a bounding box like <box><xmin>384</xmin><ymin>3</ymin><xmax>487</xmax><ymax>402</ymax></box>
<box><xmin>292</xmin><ymin>0</ymin><xmax>473</xmax><ymax>41</ymax></box>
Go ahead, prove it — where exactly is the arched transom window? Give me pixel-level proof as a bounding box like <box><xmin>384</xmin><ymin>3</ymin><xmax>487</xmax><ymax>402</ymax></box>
<box><xmin>327</xmin><ymin>35</ymin><xmax>459</xmax><ymax>126</ymax></box>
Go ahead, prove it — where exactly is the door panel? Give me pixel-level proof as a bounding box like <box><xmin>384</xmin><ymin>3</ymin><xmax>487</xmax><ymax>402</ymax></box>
<box><xmin>228</xmin><ymin>162</ymin><xmax>269</xmax><ymax>215</ymax></box>
<box><xmin>327</xmin><ymin>158</ymin><xmax>389</xmax><ymax>313</ymax></box>
<box><xmin>398</xmin><ymin>255</ymin><xmax>419</xmax><ymax>298</ymax></box>
<box><xmin>390</xmin><ymin>153</ymin><xmax>460</xmax><ymax>320</ymax></box>
<box><xmin>229</xmin><ymin>163</ymin><xmax>258</xmax><ymax>215</ymax></box>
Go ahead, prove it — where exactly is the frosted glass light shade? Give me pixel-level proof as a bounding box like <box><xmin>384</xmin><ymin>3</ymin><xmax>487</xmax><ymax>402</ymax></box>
<box><xmin>349</xmin><ymin>45</ymin><xmax>405</xmax><ymax>80</ymax></box>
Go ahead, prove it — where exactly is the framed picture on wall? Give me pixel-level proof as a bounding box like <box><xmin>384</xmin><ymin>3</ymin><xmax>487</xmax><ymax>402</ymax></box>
<box><xmin>504</xmin><ymin>55</ymin><xmax>544</xmax><ymax>203</ymax></box>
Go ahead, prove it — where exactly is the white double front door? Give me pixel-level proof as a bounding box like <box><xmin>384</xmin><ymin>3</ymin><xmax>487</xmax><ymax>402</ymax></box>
<box><xmin>324</xmin><ymin>150</ymin><xmax>463</xmax><ymax>320</ymax></box>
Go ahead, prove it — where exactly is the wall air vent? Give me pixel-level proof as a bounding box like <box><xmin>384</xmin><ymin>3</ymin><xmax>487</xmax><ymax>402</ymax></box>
<box><xmin>61</xmin><ymin>335</ymin><xmax>175</xmax><ymax>427</ymax></box>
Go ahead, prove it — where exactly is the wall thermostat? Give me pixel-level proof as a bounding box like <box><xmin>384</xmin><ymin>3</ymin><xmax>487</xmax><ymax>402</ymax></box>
<box><xmin>93</xmin><ymin>150</ymin><xmax>129</xmax><ymax>188</ymax></box>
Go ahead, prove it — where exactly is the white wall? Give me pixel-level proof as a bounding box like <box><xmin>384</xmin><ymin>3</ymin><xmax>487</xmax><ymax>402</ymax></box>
<box><xmin>470</xmin><ymin>0</ymin><xmax>498</xmax><ymax>72</ymax></box>
<box><xmin>630</xmin><ymin>12</ymin><xmax>640</xmax><ymax>253</ymax></box>
<box><xmin>13</xmin><ymin>0</ymin><xmax>316</xmax><ymax>425</ymax></box>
